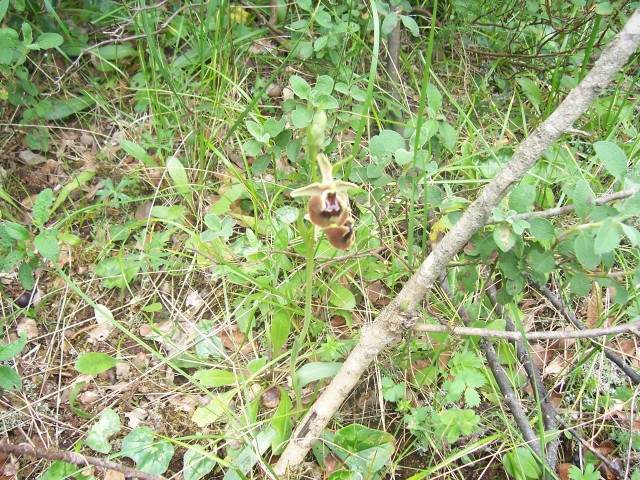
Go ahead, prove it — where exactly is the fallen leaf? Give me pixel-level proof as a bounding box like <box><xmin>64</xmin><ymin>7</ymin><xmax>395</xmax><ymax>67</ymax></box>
<box><xmin>17</xmin><ymin>317</ymin><xmax>38</xmax><ymax>340</ymax></box>
<box><xmin>366</xmin><ymin>281</ymin><xmax>390</xmax><ymax>307</ymax></box>
<box><xmin>557</xmin><ymin>463</ymin><xmax>573</xmax><ymax>480</ymax></box>
<box><xmin>18</xmin><ymin>150</ymin><xmax>47</xmax><ymax>166</ymax></box>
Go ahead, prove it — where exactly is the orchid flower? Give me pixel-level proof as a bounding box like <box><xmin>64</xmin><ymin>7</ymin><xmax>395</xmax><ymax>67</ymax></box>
<box><xmin>290</xmin><ymin>154</ymin><xmax>357</xmax><ymax>229</ymax></box>
<box><xmin>324</xmin><ymin>218</ymin><xmax>355</xmax><ymax>250</ymax></box>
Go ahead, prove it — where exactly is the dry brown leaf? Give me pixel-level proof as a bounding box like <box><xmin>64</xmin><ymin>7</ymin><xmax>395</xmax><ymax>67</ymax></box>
<box><xmin>18</xmin><ymin>150</ymin><xmax>47</xmax><ymax>166</ymax></box>
<box><xmin>16</xmin><ymin>317</ymin><xmax>38</xmax><ymax>340</ymax></box>
<box><xmin>557</xmin><ymin>463</ymin><xmax>573</xmax><ymax>480</ymax></box>
<box><xmin>134</xmin><ymin>201</ymin><xmax>154</xmax><ymax>220</ymax></box>
<box><xmin>104</xmin><ymin>469</ymin><xmax>125</xmax><ymax>480</ymax></box>
<box><xmin>586</xmin><ymin>283</ymin><xmax>601</xmax><ymax>328</ymax></box>
<box><xmin>366</xmin><ymin>281</ymin><xmax>390</xmax><ymax>307</ymax></box>
<box><xmin>218</xmin><ymin>326</ymin><xmax>254</xmax><ymax>354</ymax></box>
<box><xmin>168</xmin><ymin>395</ymin><xmax>197</xmax><ymax>413</ymax></box>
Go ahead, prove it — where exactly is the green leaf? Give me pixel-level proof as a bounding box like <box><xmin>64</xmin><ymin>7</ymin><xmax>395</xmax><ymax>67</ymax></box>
<box><xmin>400</xmin><ymin>15</ymin><xmax>419</xmax><ymax>36</ymax></box>
<box><xmin>516</xmin><ymin>77</ymin><xmax>542</xmax><ymax>111</ymax></box>
<box><xmin>119</xmin><ymin>139</ymin><xmax>157</xmax><ymax>167</ymax></box>
<box><xmin>329</xmin><ymin>284</ymin><xmax>356</xmax><ymax>309</ymax></box>
<box><xmin>593</xmin><ymin>140</ymin><xmax>628</xmax><ymax>181</ymax></box>
<box><xmin>39</xmin><ymin>461</ymin><xmax>77</xmax><ymax>480</ymax></box>
<box><xmin>91</xmin><ymin>43</ymin><xmax>137</xmax><ymax>60</ymax></box>
<box><xmin>573</xmin><ymin>179</ymin><xmax>595</xmax><ymax>219</ymax></box>
<box><xmin>503</xmin><ymin>447</ymin><xmax>542</xmax><ymax>480</ymax></box>
<box><xmin>570</xmin><ymin>272</ymin><xmax>591</xmax><ymax>296</ymax></box>
<box><xmin>0</xmin><ymin>1</ymin><xmax>9</xmax><ymax>23</ymax></box>
<box><xmin>315</xmin><ymin>75</ymin><xmax>334</xmax><ymax>95</ymax></box>
<box><xmin>528</xmin><ymin>217</ymin><xmax>555</xmax><ymax>242</ymax></box>
<box><xmin>5</xmin><ymin>221</ymin><xmax>30</xmax><ymax>240</ymax></box>
<box><xmin>36</xmin><ymin>95</ymin><xmax>94</xmax><ymax>120</ymax></box>
<box><xmin>381</xmin><ymin>12</ymin><xmax>399</xmax><ymax>36</ymax></box>
<box><xmin>222</xmin><ymin>428</ymin><xmax>277</xmax><ymax>480</ymax></box>
<box><xmin>508</xmin><ymin>184</ymin><xmax>535</xmax><ymax>213</ymax></box>
<box><xmin>32</xmin><ymin>188</ymin><xmax>53</xmax><ymax>225</ymax></box>
<box><xmin>0</xmin><ymin>333</ymin><xmax>26</xmax><ymax>361</ymax></box>
<box><xmin>332</xmin><ymin>424</ymin><xmax>394</xmax><ymax>475</ymax></box>
<box><xmin>297</xmin><ymin>362</ymin><xmax>342</xmax><ymax>388</ymax></box>
<box><xmin>192</xmin><ymin>391</ymin><xmax>235</xmax><ymax>427</ymax></box>
<box><xmin>289</xmin><ymin>75</ymin><xmax>311</xmax><ymax>100</ymax></box>
<box><xmin>58</xmin><ymin>231</ymin><xmax>83</xmax><ymax>246</ymax></box>
<box><xmin>594</xmin><ymin>218</ymin><xmax>622</xmax><ymax>254</ymax></box>
<box><xmin>493</xmin><ymin>224</ymin><xmax>516</xmax><ymax>252</ymax></box>
<box><xmin>193</xmin><ymin>369</ymin><xmax>237</xmax><ymax>387</ymax></box>
<box><xmin>291</xmin><ymin>105</ymin><xmax>313</xmax><ymax>128</ymax></box>
<box><xmin>75</xmin><ymin>352</ymin><xmax>117</xmax><ymax>375</ymax></box>
<box><xmin>0</xmin><ymin>365</ymin><xmax>22</xmax><ymax>391</ymax></box>
<box><xmin>34</xmin><ymin>32</ymin><xmax>63</xmax><ymax>49</ymax></box>
<box><xmin>166</xmin><ymin>156</ymin><xmax>191</xmax><ymax>196</ymax></box>
<box><xmin>569</xmin><ymin>463</ymin><xmax>602</xmax><ymax>480</ymax></box>
<box><xmin>34</xmin><ymin>229</ymin><xmax>60</xmax><ymax>261</ymax></box>
<box><xmin>270</xmin><ymin>308</ymin><xmax>291</xmax><ymax>355</ymax></box>
<box><xmin>574</xmin><ymin>232</ymin><xmax>600</xmax><ymax>269</ymax></box>
<box><xmin>270</xmin><ymin>387</ymin><xmax>293</xmax><ymax>454</ymax></box>
<box><xmin>369</xmin><ymin>130</ymin><xmax>405</xmax><ymax>161</ymax></box>
<box><xmin>434</xmin><ymin>409</ymin><xmax>480</xmax><ymax>443</ymax></box>
<box><xmin>184</xmin><ymin>448</ymin><xmax>217</xmax><ymax>480</ymax></box>
<box><xmin>121</xmin><ymin>426</ymin><xmax>174</xmax><ymax>475</ymax></box>
<box><xmin>86</xmin><ymin>408</ymin><xmax>121</xmax><ymax>454</ymax></box>
<box><xmin>17</xmin><ymin>262</ymin><xmax>34</xmax><ymax>290</ymax></box>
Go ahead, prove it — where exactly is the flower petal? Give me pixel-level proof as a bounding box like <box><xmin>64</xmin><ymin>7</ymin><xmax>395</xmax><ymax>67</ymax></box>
<box><xmin>325</xmin><ymin>220</ymin><xmax>355</xmax><ymax>250</ymax></box>
<box><xmin>291</xmin><ymin>183</ymin><xmax>328</xmax><ymax>198</ymax></box>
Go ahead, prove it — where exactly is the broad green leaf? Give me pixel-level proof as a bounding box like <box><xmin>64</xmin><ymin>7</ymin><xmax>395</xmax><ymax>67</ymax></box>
<box><xmin>34</xmin><ymin>33</ymin><xmax>63</xmax><ymax>49</ymax></box>
<box><xmin>401</xmin><ymin>15</ymin><xmax>419</xmax><ymax>36</ymax></box>
<box><xmin>329</xmin><ymin>284</ymin><xmax>356</xmax><ymax>309</ymax></box>
<box><xmin>39</xmin><ymin>461</ymin><xmax>77</xmax><ymax>480</ymax></box>
<box><xmin>594</xmin><ymin>140</ymin><xmax>627</xmax><ymax>181</ymax></box>
<box><xmin>91</xmin><ymin>44</ymin><xmax>137</xmax><ymax>60</ymax></box>
<box><xmin>0</xmin><ymin>333</ymin><xmax>26</xmax><ymax>361</ymax></box>
<box><xmin>528</xmin><ymin>217</ymin><xmax>555</xmax><ymax>242</ymax></box>
<box><xmin>315</xmin><ymin>75</ymin><xmax>334</xmax><ymax>95</ymax></box>
<box><xmin>381</xmin><ymin>12</ymin><xmax>399</xmax><ymax>36</ymax></box>
<box><xmin>17</xmin><ymin>262</ymin><xmax>34</xmax><ymax>290</ymax></box>
<box><xmin>493</xmin><ymin>224</ymin><xmax>516</xmax><ymax>252</ymax></box>
<box><xmin>426</xmin><ymin>83</ymin><xmax>442</xmax><ymax>113</ymax></box>
<box><xmin>594</xmin><ymin>218</ymin><xmax>622</xmax><ymax>254</ymax></box>
<box><xmin>192</xmin><ymin>391</ymin><xmax>235</xmax><ymax>427</ymax></box>
<box><xmin>193</xmin><ymin>368</ymin><xmax>237</xmax><ymax>387</ymax></box>
<box><xmin>184</xmin><ymin>448</ymin><xmax>217</xmax><ymax>480</ymax></box>
<box><xmin>516</xmin><ymin>77</ymin><xmax>542</xmax><ymax>111</ymax></box>
<box><xmin>51</xmin><ymin>171</ymin><xmax>96</xmax><ymax>212</ymax></box>
<box><xmin>121</xmin><ymin>426</ymin><xmax>174</xmax><ymax>475</ymax></box>
<box><xmin>270</xmin><ymin>308</ymin><xmax>291</xmax><ymax>355</ymax></box>
<box><xmin>508</xmin><ymin>184</ymin><xmax>535</xmax><ymax>213</ymax></box>
<box><xmin>570</xmin><ymin>272</ymin><xmax>591</xmax><ymax>296</ymax></box>
<box><xmin>0</xmin><ymin>365</ymin><xmax>22</xmax><ymax>391</ymax></box>
<box><xmin>166</xmin><ymin>156</ymin><xmax>191</xmax><ymax>196</ymax></box>
<box><xmin>270</xmin><ymin>387</ymin><xmax>293</xmax><ymax>454</ymax></box>
<box><xmin>291</xmin><ymin>105</ymin><xmax>313</xmax><ymax>128</ymax></box>
<box><xmin>4</xmin><ymin>221</ymin><xmax>30</xmax><ymax>240</ymax></box>
<box><xmin>503</xmin><ymin>447</ymin><xmax>542</xmax><ymax>480</ymax></box>
<box><xmin>86</xmin><ymin>408</ymin><xmax>121</xmax><ymax>454</ymax></box>
<box><xmin>573</xmin><ymin>179</ymin><xmax>595</xmax><ymax>219</ymax></box>
<box><xmin>75</xmin><ymin>352</ymin><xmax>117</xmax><ymax>375</ymax></box>
<box><xmin>332</xmin><ymin>424</ymin><xmax>394</xmax><ymax>475</ymax></box>
<box><xmin>34</xmin><ymin>229</ymin><xmax>60</xmax><ymax>261</ymax></box>
<box><xmin>58</xmin><ymin>231</ymin><xmax>82</xmax><ymax>246</ymax></box>
<box><xmin>297</xmin><ymin>362</ymin><xmax>342</xmax><ymax>388</ymax></box>
<box><xmin>621</xmin><ymin>223</ymin><xmax>640</xmax><ymax>246</ymax></box>
<box><xmin>289</xmin><ymin>75</ymin><xmax>311</xmax><ymax>100</ymax></box>
<box><xmin>37</xmin><ymin>95</ymin><xmax>94</xmax><ymax>120</ymax></box>
<box><xmin>32</xmin><ymin>188</ymin><xmax>53</xmax><ymax>225</ymax></box>
<box><xmin>246</xmin><ymin>120</ymin><xmax>268</xmax><ymax>142</ymax></box>
<box><xmin>0</xmin><ymin>1</ymin><xmax>8</xmax><ymax>23</ymax></box>
<box><xmin>119</xmin><ymin>139</ymin><xmax>157</xmax><ymax>167</ymax></box>
<box><xmin>574</xmin><ymin>232</ymin><xmax>600</xmax><ymax>269</ymax></box>
<box><xmin>369</xmin><ymin>130</ymin><xmax>405</xmax><ymax>160</ymax></box>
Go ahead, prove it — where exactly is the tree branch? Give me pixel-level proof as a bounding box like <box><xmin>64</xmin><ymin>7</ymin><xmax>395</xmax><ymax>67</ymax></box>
<box><xmin>273</xmin><ymin>9</ymin><xmax>640</xmax><ymax>475</ymax></box>
<box><xmin>412</xmin><ymin>319</ymin><xmax>640</xmax><ymax>340</ymax></box>
<box><xmin>0</xmin><ymin>440</ymin><xmax>168</xmax><ymax>480</ymax></box>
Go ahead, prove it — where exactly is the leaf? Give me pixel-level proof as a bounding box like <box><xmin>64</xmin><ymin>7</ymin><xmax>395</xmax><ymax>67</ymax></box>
<box><xmin>528</xmin><ymin>217</ymin><xmax>555</xmax><ymax>242</ymax></box>
<box><xmin>192</xmin><ymin>391</ymin><xmax>235</xmax><ymax>427</ymax></box>
<box><xmin>270</xmin><ymin>308</ymin><xmax>291</xmax><ymax>355</ymax></box>
<box><xmin>37</xmin><ymin>95</ymin><xmax>94</xmax><ymax>120</ymax></box>
<box><xmin>184</xmin><ymin>448</ymin><xmax>217</xmax><ymax>480</ymax></box>
<box><xmin>32</xmin><ymin>188</ymin><xmax>53</xmax><ymax>225</ymax></box>
<box><xmin>332</xmin><ymin>424</ymin><xmax>394</xmax><ymax>475</ymax></box>
<box><xmin>0</xmin><ymin>333</ymin><xmax>26</xmax><ymax>361</ymax></box>
<box><xmin>594</xmin><ymin>218</ymin><xmax>622</xmax><ymax>254</ymax></box>
<box><xmin>39</xmin><ymin>461</ymin><xmax>77</xmax><ymax>480</ymax></box>
<box><xmin>91</xmin><ymin>44</ymin><xmax>138</xmax><ymax>60</ymax></box>
<box><xmin>34</xmin><ymin>33</ymin><xmax>63</xmax><ymax>49</ymax></box>
<box><xmin>573</xmin><ymin>179</ymin><xmax>595</xmax><ymax>219</ymax></box>
<box><xmin>121</xmin><ymin>426</ymin><xmax>174</xmax><ymax>475</ymax></box>
<box><xmin>86</xmin><ymin>408</ymin><xmax>122</xmax><ymax>454</ymax></box>
<box><xmin>34</xmin><ymin>229</ymin><xmax>60</xmax><ymax>261</ymax></box>
<box><xmin>193</xmin><ymin>369</ymin><xmax>237</xmax><ymax>387</ymax></box>
<box><xmin>4</xmin><ymin>221</ymin><xmax>30</xmax><ymax>240</ymax></box>
<box><xmin>570</xmin><ymin>272</ymin><xmax>591</xmax><ymax>296</ymax></box>
<box><xmin>508</xmin><ymin>184</ymin><xmax>536</xmax><ymax>213</ymax></box>
<box><xmin>329</xmin><ymin>284</ymin><xmax>356</xmax><ymax>309</ymax></box>
<box><xmin>593</xmin><ymin>140</ymin><xmax>628</xmax><ymax>181</ymax></box>
<box><xmin>75</xmin><ymin>352</ymin><xmax>117</xmax><ymax>375</ymax></box>
<box><xmin>222</xmin><ymin>428</ymin><xmax>277</xmax><ymax>480</ymax></box>
<box><xmin>493</xmin><ymin>224</ymin><xmax>516</xmax><ymax>252</ymax></box>
<box><xmin>369</xmin><ymin>129</ymin><xmax>405</xmax><ymax>160</ymax></box>
<box><xmin>297</xmin><ymin>362</ymin><xmax>342</xmax><ymax>388</ymax></box>
<box><xmin>315</xmin><ymin>75</ymin><xmax>334</xmax><ymax>95</ymax></box>
<box><xmin>400</xmin><ymin>15</ymin><xmax>419</xmax><ymax>36</ymax></box>
<box><xmin>270</xmin><ymin>387</ymin><xmax>293</xmax><ymax>454</ymax></box>
<box><xmin>516</xmin><ymin>77</ymin><xmax>542</xmax><ymax>111</ymax></box>
<box><xmin>0</xmin><ymin>365</ymin><xmax>22</xmax><ymax>391</ymax></box>
<box><xmin>119</xmin><ymin>139</ymin><xmax>157</xmax><ymax>167</ymax></box>
<box><xmin>289</xmin><ymin>75</ymin><xmax>311</xmax><ymax>100</ymax></box>
<box><xmin>58</xmin><ymin>231</ymin><xmax>83</xmax><ymax>246</ymax></box>
<box><xmin>381</xmin><ymin>12</ymin><xmax>399</xmax><ymax>36</ymax></box>
<box><xmin>165</xmin><ymin>156</ymin><xmax>191</xmax><ymax>196</ymax></box>
<box><xmin>291</xmin><ymin>105</ymin><xmax>313</xmax><ymax>128</ymax></box>
<box><xmin>574</xmin><ymin>232</ymin><xmax>600</xmax><ymax>270</ymax></box>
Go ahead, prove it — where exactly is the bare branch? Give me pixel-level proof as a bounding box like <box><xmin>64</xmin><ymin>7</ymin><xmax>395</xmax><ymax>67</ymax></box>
<box><xmin>274</xmin><ymin>9</ymin><xmax>640</xmax><ymax>474</ymax></box>
<box><xmin>0</xmin><ymin>440</ymin><xmax>168</xmax><ymax>480</ymax></box>
<box><xmin>413</xmin><ymin>319</ymin><xmax>640</xmax><ymax>340</ymax></box>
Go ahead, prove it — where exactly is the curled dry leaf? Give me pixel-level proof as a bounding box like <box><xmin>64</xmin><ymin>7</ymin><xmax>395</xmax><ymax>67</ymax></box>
<box><xmin>366</xmin><ymin>281</ymin><xmax>390</xmax><ymax>307</ymax></box>
<box><xmin>168</xmin><ymin>395</ymin><xmax>197</xmax><ymax>413</ymax></box>
<box><xmin>104</xmin><ymin>469</ymin><xmax>125</xmax><ymax>480</ymax></box>
<box><xmin>218</xmin><ymin>326</ymin><xmax>254</xmax><ymax>355</ymax></box>
<box><xmin>17</xmin><ymin>317</ymin><xmax>38</xmax><ymax>340</ymax></box>
<box><xmin>262</xmin><ymin>387</ymin><xmax>280</xmax><ymax>409</ymax></box>
<box><xmin>134</xmin><ymin>200</ymin><xmax>154</xmax><ymax>220</ymax></box>
<box><xmin>557</xmin><ymin>463</ymin><xmax>573</xmax><ymax>480</ymax></box>
<box><xmin>124</xmin><ymin>408</ymin><xmax>148</xmax><ymax>428</ymax></box>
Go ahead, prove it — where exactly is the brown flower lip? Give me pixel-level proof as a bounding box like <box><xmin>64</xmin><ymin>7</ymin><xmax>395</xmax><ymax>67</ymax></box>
<box><xmin>290</xmin><ymin>154</ymin><xmax>357</xmax><ymax>229</ymax></box>
<box><xmin>325</xmin><ymin>219</ymin><xmax>355</xmax><ymax>250</ymax></box>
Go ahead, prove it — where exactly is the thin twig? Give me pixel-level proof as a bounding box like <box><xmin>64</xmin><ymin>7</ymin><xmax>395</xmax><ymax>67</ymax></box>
<box><xmin>527</xmin><ymin>274</ymin><xmax>640</xmax><ymax>385</ymax></box>
<box><xmin>413</xmin><ymin>319</ymin><xmax>640</xmax><ymax>340</ymax></box>
<box><xmin>0</xmin><ymin>440</ymin><xmax>168</xmax><ymax>480</ymax></box>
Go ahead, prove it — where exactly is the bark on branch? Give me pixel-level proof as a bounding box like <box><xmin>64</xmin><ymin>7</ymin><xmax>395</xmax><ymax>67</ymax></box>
<box><xmin>273</xmin><ymin>9</ymin><xmax>640</xmax><ymax>475</ymax></box>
